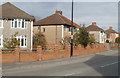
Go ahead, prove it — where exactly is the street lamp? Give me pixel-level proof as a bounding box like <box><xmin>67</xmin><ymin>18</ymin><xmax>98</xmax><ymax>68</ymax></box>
<box><xmin>70</xmin><ymin>0</ymin><xmax>74</xmax><ymax>57</ymax></box>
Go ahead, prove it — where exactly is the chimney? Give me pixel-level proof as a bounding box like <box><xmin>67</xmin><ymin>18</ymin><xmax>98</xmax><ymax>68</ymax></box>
<box><xmin>109</xmin><ymin>26</ymin><xmax>112</xmax><ymax>29</ymax></box>
<box><xmin>55</xmin><ymin>10</ymin><xmax>62</xmax><ymax>15</ymax></box>
<box><xmin>92</xmin><ymin>22</ymin><xmax>96</xmax><ymax>25</ymax></box>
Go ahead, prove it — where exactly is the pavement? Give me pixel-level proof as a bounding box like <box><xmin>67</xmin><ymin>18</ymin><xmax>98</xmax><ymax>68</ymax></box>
<box><xmin>2</xmin><ymin>49</ymin><xmax>119</xmax><ymax>76</ymax></box>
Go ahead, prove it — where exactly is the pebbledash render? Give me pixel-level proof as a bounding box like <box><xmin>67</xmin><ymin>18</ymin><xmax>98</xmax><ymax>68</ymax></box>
<box><xmin>33</xmin><ymin>10</ymin><xmax>82</xmax><ymax>44</ymax></box>
<box><xmin>0</xmin><ymin>2</ymin><xmax>35</xmax><ymax>49</ymax></box>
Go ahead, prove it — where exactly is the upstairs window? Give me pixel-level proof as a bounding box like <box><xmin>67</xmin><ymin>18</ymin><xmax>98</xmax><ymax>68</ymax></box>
<box><xmin>0</xmin><ymin>35</ymin><xmax>3</xmax><ymax>47</ymax></box>
<box><xmin>43</xmin><ymin>28</ymin><xmax>46</xmax><ymax>32</ymax></box>
<box><xmin>38</xmin><ymin>26</ymin><xmax>40</xmax><ymax>30</ymax></box>
<box><xmin>22</xmin><ymin>20</ymin><xmax>25</xmax><ymax>28</ymax></box>
<box><xmin>11</xmin><ymin>19</ymin><xmax>26</xmax><ymax>29</ymax></box>
<box><xmin>0</xmin><ymin>20</ymin><xmax>3</xmax><ymax>28</ymax></box>
<box><xmin>64</xmin><ymin>26</ymin><xmax>67</xmax><ymax>32</ymax></box>
<box><xmin>69</xmin><ymin>27</ymin><xmax>71</xmax><ymax>32</ymax></box>
<box><xmin>14</xmin><ymin>19</ymin><xmax>17</xmax><ymax>28</ymax></box>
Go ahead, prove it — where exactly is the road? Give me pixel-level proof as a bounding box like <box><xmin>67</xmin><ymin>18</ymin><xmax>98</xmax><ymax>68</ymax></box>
<box><xmin>2</xmin><ymin>49</ymin><xmax>119</xmax><ymax>76</ymax></box>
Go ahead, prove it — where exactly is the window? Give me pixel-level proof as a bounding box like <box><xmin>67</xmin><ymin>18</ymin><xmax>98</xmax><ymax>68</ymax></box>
<box><xmin>12</xmin><ymin>19</ymin><xmax>14</xmax><ymax>28</ymax></box>
<box><xmin>101</xmin><ymin>31</ymin><xmax>103</xmax><ymax>33</ymax></box>
<box><xmin>64</xmin><ymin>26</ymin><xmax>67</xmax><ymax>32</ymax></box>
<box><xmin>0</xmin><ymin>20</ymin><xmax>3</xmax><ymax>28</ymax></box>
<box><xmin>0</xmin><ymin>35</ymin><xmax>3</xmax><ymax>47</ymax></box>
<box><xmin>38</xmin><ymin>26</ymin><xmax>40</xmax><ymax>30</ymax></box>
<box><xmin>18</xmin><ymin>19</ymin><xmax>21</xmax><ymax>28</ymax></box>
<box><xmin>69</xmin><ymin>27</ymin><xmax>71</xmax><ymax>32</ymax></box>
<box><xmin>43</xmin><ymin>28</ymin><xmax>46</xmax><ymax>32</ymax></box>
<box><xmin>22</xmin><ymin>20</ymin><xmax>25</xmax><ymax>28</ymax></box>
<box><xmin>16</xmin><ymin>35</ymin><xmax>27</xmax><ymax>47</ymax></box>
<box><xmin>14</xmin><ymin>19</ymin><xmax>17</xmax><ymax>28</ymax></box>
<box><xmin>11</xmin><ymin>19</ymin><xmax>26</xmax><ymax>29</ymax></box>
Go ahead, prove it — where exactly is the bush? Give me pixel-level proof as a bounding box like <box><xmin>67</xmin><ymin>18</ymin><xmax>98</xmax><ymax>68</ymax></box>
<box><xmin>59</xmin><ymin>36</ymin><xmax>71</xmax><ymax>49</ymax></box>
<box><xmin>115</xmin><ymin>37</ymin><xmax>120</xmax><ymax>43</ymax></box>
<box><xmin>89</xmin><ymin>36</ymin><xmax>96</xmax><ymax>48</ymax></box>
<box><xmin>3</xmin><ymin>32</ymin><xmax>20</xmax><ymax>49</ymax></box>
<box><xmin>78</xmin><ymin>27</ymin><xmax>89</xmax><ymax>48</ymax></box>
<box><xmin>33</xmin><ymin>31</ymin><xmax>47</xmax><ymax>48</ymax></box>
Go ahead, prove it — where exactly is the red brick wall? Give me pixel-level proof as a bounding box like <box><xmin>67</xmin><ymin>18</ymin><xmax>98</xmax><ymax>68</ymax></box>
<box><xmin>2</xmin><ymin>53</ymin><xmax>16</xmax><ymax>63</ymax></box>
<box><xmin>20</xmin><ymin>53</ymin><xmax>39</xmax><ymax>62</ymax></box>
<box><xmin>109</xmin><ymin>43</ymin><xmax>119</xmax><ymax>50</ymax></box>
<box><xmin>1</xmin><ymin>44</ymin><xmax>108</xmax><ymax>63</ymax></box>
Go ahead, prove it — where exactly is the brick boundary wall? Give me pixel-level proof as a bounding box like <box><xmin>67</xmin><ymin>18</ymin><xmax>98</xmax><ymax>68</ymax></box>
<box><xmin>109</xmin><ymin>43</ymin><xmax>119</xmax><ymax>50</ymax></box>
<box><xmin>0</xmin><ymin>43</ymin><xmax>118</xmax><ymax>63</ymax></box>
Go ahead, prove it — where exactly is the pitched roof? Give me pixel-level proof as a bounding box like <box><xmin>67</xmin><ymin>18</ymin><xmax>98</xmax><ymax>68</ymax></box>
<box><xmin>33</xmin><ymin>13</ymin><xmax>82</xmax><ymax>28</ymax></box>
<box><xmin>0</xmin><ymin>2</ymin><xmax>35</xmax><ymax>20</ymax></box>
<box><xmin>105</xmin><ymin>27</ymin><xmax>118</xmax><ymax>34</ymax></box>
<box><xmin>86</xmin><ymin>22</ymin><xmax>104</xmax><ymax>31</ymax></box>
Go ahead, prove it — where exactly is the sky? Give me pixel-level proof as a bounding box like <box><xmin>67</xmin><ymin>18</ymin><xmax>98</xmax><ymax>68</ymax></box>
<box><xmin>0</xmin><ymin>1</ymin><xmax>119</xmax><ymax>32</ymax></box>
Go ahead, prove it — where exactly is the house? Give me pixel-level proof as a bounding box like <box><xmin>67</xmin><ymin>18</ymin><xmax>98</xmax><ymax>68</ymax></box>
<box><xmin>86</xmin><ymin>22</ymin><xmax>106</xmax><ymax>43</ymax></box>
<box><xmin>105</xmin><ymin>27</ymin><xmax>119</xmax><ymax>43</ymax></box>
<box><xmin>33</xmin><ymin>10</ymin><xmax>82</xmax><ymax>44</ymax></box>
<box><xmin>0</xmin><ymin>2</ymin><xmax>35</xmax><ymax>49</ymax></box>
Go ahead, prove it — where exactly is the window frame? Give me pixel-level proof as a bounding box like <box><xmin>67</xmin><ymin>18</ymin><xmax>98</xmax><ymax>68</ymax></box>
<box><xmin>16</xmin><ymin>35</ymin><xmax>27</xmax><ymax>47</ymax></box>
<box><xmin>43</xmin><ymin>28</ymin><xmax>46</xmax><ymax>32</ymax></box>
<box><xmin>0</xmin><ymin>35</ymin><xmax>3</xmax><ymax>47</ymax></box>
<box><xmin>64</xmin><ymin>26</ymin><xmax>67</xmax><ymax>32</ymax></box>
<box><xmin>11</xmin><ymin>19</ymin><xmax>26</xmax><ymax>29</ymax></box>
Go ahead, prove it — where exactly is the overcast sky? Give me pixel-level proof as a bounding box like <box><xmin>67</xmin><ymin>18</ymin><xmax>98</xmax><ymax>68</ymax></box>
<box><xmin>1</xmin><ymin>1</ymin><xmax>119</xmax><ymax>31</ymax></box>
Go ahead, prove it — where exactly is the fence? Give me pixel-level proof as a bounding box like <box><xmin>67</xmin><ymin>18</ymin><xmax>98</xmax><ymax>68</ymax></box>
<box><xmin>0</xmin><ymin>43</ymin><xmax>117</xmax><ymax>63</ymax></box>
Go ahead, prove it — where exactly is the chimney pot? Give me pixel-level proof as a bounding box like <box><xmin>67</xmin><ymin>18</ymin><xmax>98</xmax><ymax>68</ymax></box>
<box><xmin>55</xmin><ymin>10</ymin><xmax>62</xmax><ymax>15</ymax></box>
<box><xmin>109</xmin><ymin>26</ymin><xmax>112</xmax><ymax>29</ymax></box>
<box><xmin>92</xmin><ymin>22</ymin><xmax>96</xmax><ymax>25</ymax></box>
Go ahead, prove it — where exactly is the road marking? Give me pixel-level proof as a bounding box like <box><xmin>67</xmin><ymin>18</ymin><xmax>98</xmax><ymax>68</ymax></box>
<box><xmin>64</xmin><ymin>72</ymin><xmax>82</xmax><ymax>76</ymax></box>
<box><xmin>101</xmin><ymin>61</ymin><xmax>120</xmax><ymax>68</ymax></box>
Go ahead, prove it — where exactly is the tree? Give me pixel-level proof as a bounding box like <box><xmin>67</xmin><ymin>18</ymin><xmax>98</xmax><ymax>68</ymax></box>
<box><xmin>78</xmin><ymin>27</ymin><xmax>89</xmax><ymax>48</ymax></box>
<box><xmin>89</xmin><ymin>35</ymin><xmax>96</xmax><ymax>48</ymax></box>
<box><xmin>73</xmin><ymin>31</ymin><xmax>80</xmax><ymax>48</ymax></box>
<box><xmin>33</xmin><ymin>31</ymin><xmax>47</xmax><ymax>48</ymax></box>
<box><xmin>59</xmin><ymin>36</ymin><xmax>71</xmax><ymax>49</ymax></box>
<box><xmin>89</xmin><ymin>34</ymin><xmax>96</xmax><ymax>44</ymax></box>
<box><xmin>115</xmin><ymin>37</ymin><xmax>120</xmax><ymax>43</ymax></box>
<box><xmin>4</xmin><ymin>32</ymin><xmax>20</xmax><ymax>49</ymax></box>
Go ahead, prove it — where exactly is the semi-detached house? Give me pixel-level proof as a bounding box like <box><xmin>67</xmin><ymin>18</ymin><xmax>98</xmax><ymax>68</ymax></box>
<box><xmin>86</xmin><ymin>22</ymin><xmax>106</xmax><ymax>43</ymax></box>
<box><xmin>0</xmin><ymin>2</ymin><xmax>35</xmax><ymax>49</ymax></box>
<box><xmin>33</xmin><ymin>10</ymin><xmax>82</xmax><ymax>44</ymax></box>
<box><xmin>105</xmin><ymin>27</ymin><xmax>119</xmax><ymax>43</ymax></box>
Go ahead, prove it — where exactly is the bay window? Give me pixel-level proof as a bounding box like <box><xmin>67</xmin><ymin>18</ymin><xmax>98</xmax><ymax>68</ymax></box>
<box><xmin>16</xmin><ymin>35</ymin><xmax>27</xmax><ymax>47</ymax></box>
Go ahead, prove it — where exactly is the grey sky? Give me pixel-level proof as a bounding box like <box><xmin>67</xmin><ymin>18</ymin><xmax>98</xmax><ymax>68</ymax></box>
<box><xmin>1</xmin><ymin>2</ymin><xmax>118</xmax><ymax>31</ymax></box>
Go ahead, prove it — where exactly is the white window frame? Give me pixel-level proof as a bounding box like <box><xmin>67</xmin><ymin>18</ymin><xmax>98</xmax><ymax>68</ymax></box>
<box><xmin>0</xmin><ymin>35</ymin><xmax>3</xmax><ymax>47</ymax></box>
<box><xmin>64</xmin><ymin>26</ymin><xmax>67</xmax><ymax>32</ymax></box>
<box><xmin>0</xmin><ymin>20</ymin><xmax>3</xmax><ymax>28</ymax></box>
<box><xmin>16</xmin><ymin>35</ymin><xmax>27</xmax><ymax>47</ymax></box>
<box><xmin>11</xmin><ymin>19</ymin><xmax>26</xmax><ymax>29</ymax></box>
<box><xmin>42</xmin><ymin>28</ymin><xmax>46</xmax><ymax>32</ymax></box>
<box><xmin>21</xmin><ymin>19</ymin><xmax>26</xmax><ymax>29</ymax></box>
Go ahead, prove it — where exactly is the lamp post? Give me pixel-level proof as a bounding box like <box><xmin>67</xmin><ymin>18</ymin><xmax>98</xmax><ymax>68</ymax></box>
<box><xmin>70</xmin><ymin>0</ymin><xmax>74</xmax><ymax>57</ymax></box>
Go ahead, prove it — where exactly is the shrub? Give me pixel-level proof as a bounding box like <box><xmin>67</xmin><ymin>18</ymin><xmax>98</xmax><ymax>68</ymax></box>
<box><xmin>3</xmin><ymin>32</ymin><xmax>20</xmax><ymax>49</ymax></box>
<box><xmin>78</xmin><ymin>27</ymin><xmax>89</xmax><ymax>48</ymax></box>
<box><xmin>33</xmin><ymin>31</ymin><xmax>47</xmax><ymax>48</ymax></box>
<box><xmin>115</xmin><ymin>37</ymin><xmax>120</xmax><ymax>43</ymax></box>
